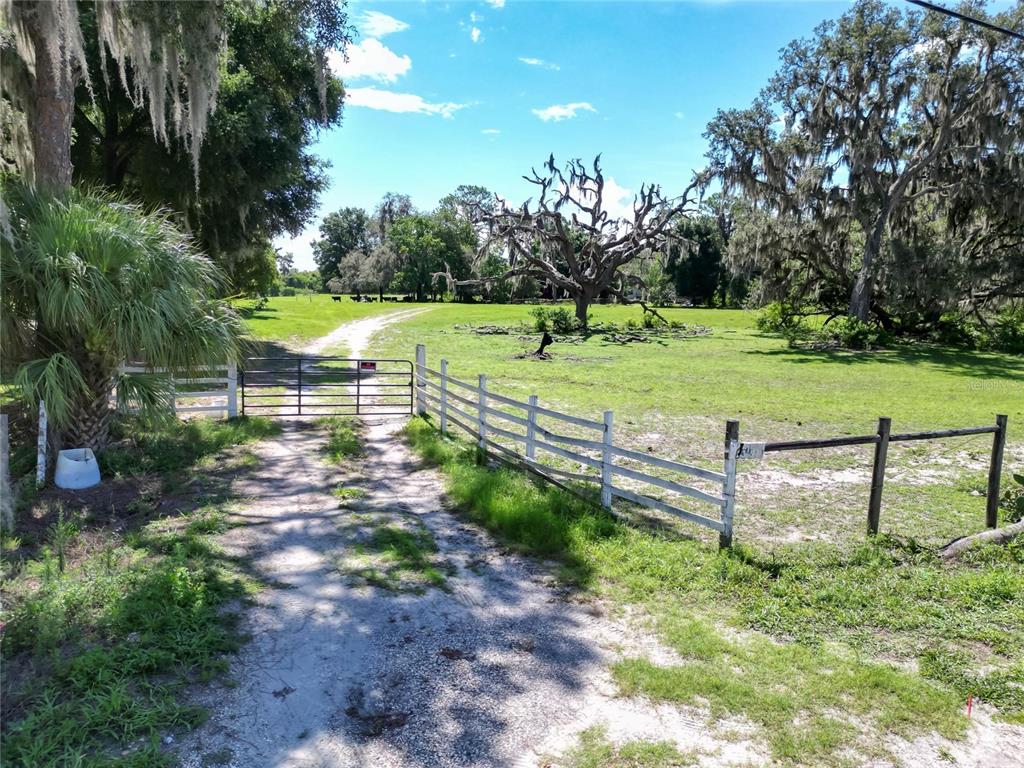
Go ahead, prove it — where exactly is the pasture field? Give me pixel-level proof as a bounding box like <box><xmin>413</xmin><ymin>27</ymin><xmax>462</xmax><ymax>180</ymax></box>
<box><xmin>237</xmin><ymin>294</ymin><xmax>423</xmax><ymax>347</ymax></box>
<box><xmin>364</xmin><ymin>303</ymin><xmax>1024</xmax><ymax>548</ymax></box>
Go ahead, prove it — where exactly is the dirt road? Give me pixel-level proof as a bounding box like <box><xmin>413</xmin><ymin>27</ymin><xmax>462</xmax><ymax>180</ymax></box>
<box><xmin>180</xmin><ymin>311</ymin><xmax>714</xmax><ymax>768</ymax></box>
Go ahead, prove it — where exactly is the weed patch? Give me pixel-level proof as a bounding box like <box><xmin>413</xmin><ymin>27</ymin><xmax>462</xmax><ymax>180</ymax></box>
<box><xmin>102</xmin><ymin>416</ymin><xmax>280</xmax><ymax>479</ymax></box>
<box><xmin>556</xmin><ymin>725</ymin><xmax>697</xmax><ymax>768</ymax></box>
<box><xmin>318</xmin><ymin>417</ymin><xmax>364</xmax><ymax>462</ymax></box>
<box><xmin>1</xmin><ymin>416</ymin><xmax>275</xmax><ymax>765</ymax></box>
<box><xmin>337</xmin><ymin>509</ymin><xmax>450</xmax><ymax>593</ymax></box>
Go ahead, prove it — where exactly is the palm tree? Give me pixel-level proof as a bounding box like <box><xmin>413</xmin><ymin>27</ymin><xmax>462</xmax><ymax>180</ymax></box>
<box><xmin>1</xmin><ymin>183</ymin><xmax>247</xmax><ymax>451</ymax></box>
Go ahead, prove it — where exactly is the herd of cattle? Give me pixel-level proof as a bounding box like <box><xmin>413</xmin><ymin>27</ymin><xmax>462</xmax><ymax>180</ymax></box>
<box><xmin>331</xmin><ymin>295</ymin><xmax>418</xmax><ymax>303</ymax></box>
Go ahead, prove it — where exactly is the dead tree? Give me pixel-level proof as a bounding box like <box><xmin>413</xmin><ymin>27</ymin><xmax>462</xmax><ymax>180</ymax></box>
<box><xmin>440</xmin><ymin>155</ymin><xmax>705</xmax><ymax>330</ymax></box>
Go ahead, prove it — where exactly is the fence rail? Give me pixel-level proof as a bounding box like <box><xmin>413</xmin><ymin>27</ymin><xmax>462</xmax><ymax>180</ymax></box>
<box><xmin>120</xmin><ymin>362</ymin><xmax>237</xmax><ymax>417</ymax></box>
<box><xmin>753</xmin><ymin>414</ymin><xmax>1008</xmax><ymax>534</ymax></box>
<box><xmin>414</xmin><ymin>345</ymin><xmax>739</xmax><ymax>547</ymax></box>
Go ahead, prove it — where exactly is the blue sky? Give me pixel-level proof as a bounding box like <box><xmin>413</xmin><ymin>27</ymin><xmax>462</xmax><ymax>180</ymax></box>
<box><xmin>278</xmin><ymin>0</ymin><xmax>857</xmax><ymax>269</ymax></box>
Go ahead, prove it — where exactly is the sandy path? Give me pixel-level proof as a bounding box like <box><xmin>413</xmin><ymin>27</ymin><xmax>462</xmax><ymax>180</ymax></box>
<box><xmin>303</xmin><ymin>308</ymin><xmax>432</xmax><ymax>357</ymax></box>
<box><xmin>179</xmin><ymin>312</ymin><xmax>737</xmax><ymax>768</ymax></box>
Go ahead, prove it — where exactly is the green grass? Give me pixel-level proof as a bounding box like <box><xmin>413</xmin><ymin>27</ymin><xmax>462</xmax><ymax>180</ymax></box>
<box><xmin>339</xmin><ymin>518</ymin><xmax>450</xmax><ymax>593</ymax></box>
<box><xmin>102</xmin><ymin>416</ymin><xmax>281</xmax><ymax>479</ymax></box>
<box><xmin>366</xmin><ymin>303</ymin><xmax>1022</xmax><ymax>548</ymax></box>
<box><xmin>236</xmin><ymin>294</ymin><xmax>427</xmax><ymax>347</ymax></box>
<box><xmin>1</xmin><ymin>418</ymin><xmax>276</xmax><ymax>766</ymax></box>
<box><xmin>368</xmin><ymin>304</ymin><xmax>1023</xmax><ymax>436</ymax></box>
<box><xmin>403</xmin><ymin>417</ymin><xmax>1024</xmax><ymax>765</ymax></box>
<box><xmin>556</xmin><ymin>725</ymin><xmax>696</xmax><ymax>768</ymax></box>
<box><xmin>318</xmin><ymin>416</ymin><xmax>364</xmax><ymax>461</ymax></box>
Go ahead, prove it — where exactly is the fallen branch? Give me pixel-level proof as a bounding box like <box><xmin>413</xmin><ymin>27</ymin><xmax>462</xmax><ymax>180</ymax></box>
<box><xmin>940</xmin><ymin>520</ymin><xmax>1024</xmax><ymax>560</ymax></box>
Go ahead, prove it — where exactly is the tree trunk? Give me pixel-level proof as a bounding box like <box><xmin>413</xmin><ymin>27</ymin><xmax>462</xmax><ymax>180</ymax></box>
<box><xmin>28</xmin><ymin>19</ymin><xmax>76</xmax><ymax>190</ymax></box>
<box><xmin>574</xmin><ymin>291</ymin><xmax>592</xmax><ymax>330</ymax></box>
<box><xmin>849</xmin><ymin>218</ymin><xmax>886</xmax><ymax>322</ymax></box>
<box><xmin>65</xmin><ymin>361</ymin><xmax>116</xmax><ymax>452</ymax></box>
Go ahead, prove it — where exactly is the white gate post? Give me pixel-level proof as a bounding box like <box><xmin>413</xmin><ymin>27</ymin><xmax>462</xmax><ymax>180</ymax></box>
<box><xmin>477</xmin><ymin>374</ymin><xmax>487</xmax><ymax>450</ymax></box>
<box><xmin>526</xmin><ymin>395</ymin><xmax>538</xmax><ymax>461</ymax></box>
<box><xmin>227</xmin><ymin>360</ymin><xmax>238</xmax><ymax>418</ymax></box>
<box><xmin>601</xmin><ymin>410</ymin><xmax>614</xmax><ymax>509</ymax></box>
<box><xmin>440</xmin><ymin>359</ymin><xmax>448</xmax><ymax>434</ymax></box>
<box><xmin>36</xmin><ymin>400</ymin><xmax>48</xmax><ymax>487</ymax></box>
<box><xmin>415</xmin><ymin>344</ymin><xmax>427</xmax><ymax>416</ymax></box>
<box><xmin>720</xmin><ymin>419</ymin><xmax>740</xmax><ymax>549</ymax></box>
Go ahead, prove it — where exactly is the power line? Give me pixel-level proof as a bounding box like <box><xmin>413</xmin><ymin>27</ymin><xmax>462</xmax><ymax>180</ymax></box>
<box><xmin>906</xmin><ymin>0</ymin><xmax>1024</xmax><ymax>42</ymax></box>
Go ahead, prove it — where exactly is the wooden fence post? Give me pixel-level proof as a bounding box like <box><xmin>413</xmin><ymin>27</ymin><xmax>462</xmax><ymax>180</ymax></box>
<box><xmin>439</xmin><ymin>359</ymin><xmax>448</xmax><ymax>435</ymax></box>
<box><xmin>867</xmin><ymin>416</ymin><xmax>891</xmax><ymax>536</ymax></box>
<box><xmin>601</xmin><ymin>410</ymin><xmax>614</xmax><ymax>509</ymax></box>
<box><xmin>36</xmin><ymin>400</ymin><xmax>48</xmax><ymax>488</ymax></box>
<box><xmin>986</xmin><ymin>414</ymin><xmax>1008</xmax><ymax>528</ymax></box>
<box><xmin>477</xmin><ymin>374</ymin><xmax>488</xmax><ymax>462</ymax></box>
<box><xmin>1</xmin><ymin>413</ymin><xmax>13</xmax><ymax>532</ymax></box>
<box><xmin>719</xmin><ymin>419</ymin><xmax>739</xmax><ymax>549</ymax></box>
<box><xmin>227</xmin><ymin>360</ymin><xmax>238</xmax><ymax>418</ymax></box>
<box><xmin>526</xmin><ymin>395</ymin><xmax>538</xmax><ymax>460</ymax></box>
<box><xmin>415</xmin><ymin>344</ymin><xmax>427</xmax><ymax>416</ymax></box>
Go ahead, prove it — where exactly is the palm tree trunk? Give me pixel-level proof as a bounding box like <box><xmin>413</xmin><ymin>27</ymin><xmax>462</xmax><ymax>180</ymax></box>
<box><xmin>66</xmin><ymin>360</ymin><xmax>115</xmax><ymax>451</ymax></box>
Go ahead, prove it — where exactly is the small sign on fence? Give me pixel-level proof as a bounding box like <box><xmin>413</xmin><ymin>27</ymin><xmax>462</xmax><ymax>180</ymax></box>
<box><xmin>737</xmin><ymin>442</ymin><xmax>765</xmax><ymax>460</ymax></box>
<box><xmin>360</xmin><ymin>361</ymin><xmax>377</xmax><ymax>372</ymax></box>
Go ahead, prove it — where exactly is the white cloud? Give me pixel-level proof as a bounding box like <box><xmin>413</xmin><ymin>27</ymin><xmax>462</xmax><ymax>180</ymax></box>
<box><xmin>329</xmin><ymin>39</ymin><xmax>410</xmax><ymax>83</ymax></box>
<box><xmin>597</xmin><ymin>177</ymin><xmax>635</xmax><ymax>221</ymax></box>
<box><xmin>674</xmin><ymin>111</ymin><xmax>685</xmax><ymax>120</ymax></box>
<box><xmin>485</xmin><ymin>0</ymin><xmax>505</xmax><ymax>8</ymax></box>
<box><xmin>469</xmin><ymin>11</ymin><xmax>483</xmax><ymax>23</ymax></box>
<box><xmin>471</xmin><ymin>26</ymin><xmax>482</xmax><ymax>43</ymax></box>
<box><xmin>482</xmin><ymin>128</ymin><xmax>500</xmax><ymax>134</ymax></box>
<box><xmin>359</xmin><ymin>11</ymin><xmax>409</xmax><ymax>38</ymax></box>
<box><xmin>518</xmin><ymin>56</ymin><xmax>560</xmax><ymax>71</ymax></box>
<box><xmin>531</xmin><ymin>102</ymin><xmax>596</xmax><ymax>122</ymax></box>
<box><xmin>345</xmin><ymin>87</ymin><xmax>466</xmax><ymax>118</ymax></box>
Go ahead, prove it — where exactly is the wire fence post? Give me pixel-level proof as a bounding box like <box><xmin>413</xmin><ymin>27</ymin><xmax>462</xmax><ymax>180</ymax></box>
<box><xmin>720</xmin><ymin>419</ymin><xmax>740</xmax><ymax>549</ymax></box>
<box><xmin>601</xmin><ymin>410</ymin><xmax>614</xmax><ymax>509</ymax></box>
<box><xmin>36</xmin><ymin>400</ymin><xmax>48</xmax><ymax>488</ymax></box>
<box><xmin>227</xmin><ymin>359</ymin><xmax>238</xmax><ymax>418</ymax></box>
<box><xmin>986</xmin><ymin>414</ymin><xmax>1008</xmax><ymax>528</ymax></box>
<box><xmin>1</xmin><ymin>413</ymin><xmax>13</xmax><ymax>532</ymax></box>
<box><xmin>867</xmin><ymin>416</ymin><xmax>891</xmax><ymax>536</ymax></box>
<box><xmin>440</xmin><ymin>359</ymin><xmax>448</xmax><ymax>435</ymax></box>
<box><xmin>477</xmin><ymin>374</ymin><xmax>488</xmax><ymax>463</ymax></box>
<box><xmin>415</xmin><ymin>344</ymin><xmax>427</xmax><ymax>416</ymax></box>
<box><xmin>526</xmin><ymin>395</ymin><xmax>538</xmax><ymax>460</ymax></box>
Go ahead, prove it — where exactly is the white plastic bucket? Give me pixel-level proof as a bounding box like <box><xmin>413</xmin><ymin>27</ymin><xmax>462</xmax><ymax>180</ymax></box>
<box><xmin>55</xmin><ymin>448</ymin><xmax>101</xmax><ymax>490</ymax></box>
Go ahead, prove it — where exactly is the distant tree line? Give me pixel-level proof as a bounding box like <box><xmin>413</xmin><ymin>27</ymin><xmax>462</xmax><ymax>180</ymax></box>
<box><xmin>311</xmin><ymin>0</ymin><xmax>1024</xmax><ymax>350</ymax></box>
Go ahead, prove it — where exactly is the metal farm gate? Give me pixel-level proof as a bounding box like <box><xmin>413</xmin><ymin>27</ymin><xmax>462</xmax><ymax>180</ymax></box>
<box><xmin>240</xmin><ymin>357</ymin><xmax>413</xmax><ymax>416</ymax></box>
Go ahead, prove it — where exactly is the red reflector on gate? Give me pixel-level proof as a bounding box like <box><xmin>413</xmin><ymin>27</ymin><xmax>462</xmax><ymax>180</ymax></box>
<box><xmin>359</xmin><ymin>361</ymin><xmax>377</xmax><ymax>371</ymax></box>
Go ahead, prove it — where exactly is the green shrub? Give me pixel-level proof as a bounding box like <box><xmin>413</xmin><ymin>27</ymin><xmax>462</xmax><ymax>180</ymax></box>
<box><xmin>818</xmin><ymin>317</ymin><xmax>891</xmax><ymax>350</ymax></box>
<box><xmin>1003</xmin><ymin>474</ymin><xmax>1024</xmax><ymax>525</ymax></box>
<box><xmin>281</xmin><ymin>287</ymin><xmax>297</xmax><ymax>297</ymax></box>
<box><xmin>530</xmin><ymin>306</ymin><xmax>583</xmax><ymax>334</ymax></box>
<box><xmin>530</xmin><ymin>306</ymin><xmax>550</xmax><ymax>332</ymax></box>
<box><xmin>756</xmin><ymin>302</ymin><xmax>809</xmax><ymax>337</ymax></box>
<box><xmin>984</xmin><ymin>307</ymin><xmax>1024</xmax><ymax>354</ymax></box>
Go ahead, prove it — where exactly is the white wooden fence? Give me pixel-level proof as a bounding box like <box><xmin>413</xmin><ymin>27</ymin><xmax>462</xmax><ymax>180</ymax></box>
<box><xmin>118</xmin><ymin>362</ymin><xmax>238</xmax><ymax>417</ymax></box>
<box><xmin>413</xmin><ymin>345</ymin><xmax>739</xmax><ymax>547</ymax></box>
